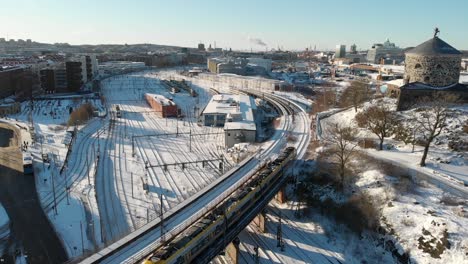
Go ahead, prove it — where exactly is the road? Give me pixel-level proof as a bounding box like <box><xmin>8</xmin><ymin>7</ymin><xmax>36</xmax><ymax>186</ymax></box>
<box><xmin>0</xmin><ymin>123</ymin><xmax>68</xmax><ymax>264</ymax></box>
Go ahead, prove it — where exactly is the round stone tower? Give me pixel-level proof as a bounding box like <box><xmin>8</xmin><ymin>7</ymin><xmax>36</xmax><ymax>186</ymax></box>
<box><xmin>404</xmin><ymin>33</ymin><xmax>462</xmax><ymax>87</ymax></box>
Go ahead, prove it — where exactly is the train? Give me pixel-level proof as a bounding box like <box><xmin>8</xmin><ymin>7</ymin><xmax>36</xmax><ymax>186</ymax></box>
<box><xmin>142</xmin><ymin>146</ymin><xmax>297</xmax><ymax>264</ymax></box>
<box><xmin>23</xmin><ymin>152</ymin><xmax>33</xmax><ymax>175</ymax></box>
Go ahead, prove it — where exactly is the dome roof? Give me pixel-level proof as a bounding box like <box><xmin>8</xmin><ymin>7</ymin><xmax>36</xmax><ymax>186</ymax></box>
<box><xmin>406</xmin><ymin>36</ymin><xmax>461</xmax><ymax>56</ymax></box>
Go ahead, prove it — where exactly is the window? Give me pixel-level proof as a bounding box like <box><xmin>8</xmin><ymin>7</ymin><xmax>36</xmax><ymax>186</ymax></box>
<box><xmin>415</xmin><ymin>64</ymin><xmax>422</xmax><ymax>69</ymax></box>
<box><xmin>436</xmin><ymin>64</ymin><xmax>443</xmax><ymax>69</ymax></box>
<box><xmin>424</xmin><ymin>76</ymin><xmax>430</xmax><ymax>82</ymax></box>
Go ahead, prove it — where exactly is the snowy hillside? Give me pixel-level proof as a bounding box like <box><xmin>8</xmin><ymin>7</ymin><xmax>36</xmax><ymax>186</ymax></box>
<box><xmin>320</xmin><ymin>98</ymin><xmax>468</xmax><ymax>186</ymax></box>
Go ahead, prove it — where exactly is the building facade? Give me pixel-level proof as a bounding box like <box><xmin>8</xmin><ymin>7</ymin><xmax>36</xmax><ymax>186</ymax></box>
<box><xmin>367</xmin><ymin>39</ymin><xmax>404</xmax><ymax>64</ymax></box>
<box><xmin>335</xmin><ymin>45</ymin><xmax>346</xmax><ymax>58</ymax></box>
<box><xmin>66</xmin><ymin>61</ymin><xmax>84</xmax><ymax>92</ymax></box>
<box><xmin>397</xmin><ymin>33</ymin><xmax>468</xmax><ymax>110</ymax></box>
<box><xmin>404</xmin><ymin>37</ymin><xmax>462</xmax><ymax>87</ymax></box>
<box><xmin>145</xmin><ymin>93</ymin><xmax>179</xmax><ymax>118</ymax></box>
<box><xmin>201</xmin><ymin>94</ymin><xmax>257</xmax><ymax>148</ymax></box>
<box><xmin>0</xmin><ymin>66</ymin><xmax>34</xmax><ymax>99</ymax></box>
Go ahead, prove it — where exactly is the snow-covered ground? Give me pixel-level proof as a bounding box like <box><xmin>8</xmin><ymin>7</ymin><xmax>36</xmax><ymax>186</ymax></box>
<box><xmin>459</xmin><ymin>73</ymin><xmax>468</xmax><ymax>84</ymax></box>
<box><xmin>316</xmin><ymin>97</ymin><xmax>468</xmax><ymax>263</ymax></box>
<box><xmin>320</xmin><ymin>98</ymin><xmax>468</xmax><ymax>187</ymax></box>
<box><xmin>5</xmin><ymin>96</ymin><xmax>105</xmax><ymax>258</ymax></box>
<box><xmin>0</xmin><ymin>203</ymin><xmax>10</xmax><ymax>255</ymax></box>
<box><xmin>96</xmin><ymin>72</ymin><xmax>239</xmax><ymax>245</ymax></box>
<box><xmin>232</xmin><ymin>202</ymin><xmax>395</xmax><ymax>264</ymax></box>
<box><xmin>355</xmin><ymin>169</ymin><xmax>468</xmax><ymax>263</ymax></box>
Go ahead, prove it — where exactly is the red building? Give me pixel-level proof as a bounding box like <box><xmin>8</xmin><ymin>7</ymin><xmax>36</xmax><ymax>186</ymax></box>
<box><xmin>145</xmin><ymin>93</ymin><xmax>179</xmax><ymax>118</ymax></box>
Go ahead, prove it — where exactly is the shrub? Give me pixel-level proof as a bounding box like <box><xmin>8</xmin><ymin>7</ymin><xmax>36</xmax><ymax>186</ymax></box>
<box><xmin>67</xmin><ymin>103</ymin><xmax>95</xmax><ymax>126</ymax></box>
<box><xmin>439</xmin><ymin>195</ymin><xmax>464</xmax><ymax>206</ymax></box>
<box><xmin>319</xmin><ymin>193</ymin><xmax>382</xmax><ymax>234</ymax></box>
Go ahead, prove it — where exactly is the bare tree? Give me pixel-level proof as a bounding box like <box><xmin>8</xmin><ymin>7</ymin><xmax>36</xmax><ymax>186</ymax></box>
<box><xmin>415</xmin><ymin>93</ymin><xmax>456</xmax><ymax>167</ymax></box>
<box><xmin>394</xmin><ymin>115</ymin><xmax>420</xmax><ymax>153</ymax></box>
<box><xmin>323</xmin><ymin>122</ymin><xmax>358</xmax><ymax>187</ymax></box>
<box><xmin>355</xmin><ymin>104</ymin><xmax>399</xmax><ymax>150</ymax></box>
<box><xmin>340</xmin><ymin>81</ymin><xmax>368</xmax><ymax>112</ymax></box>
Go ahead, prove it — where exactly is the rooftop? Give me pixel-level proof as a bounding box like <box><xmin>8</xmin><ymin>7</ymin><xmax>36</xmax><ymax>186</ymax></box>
<box><xmin>203</xmin><ymin>94</ymin><xmax>256</xmax><ymax>131</ymax></box>
<box><xmin>145</xmin><ymin>93</ymin><xmax>176</xmax><ymax>106</ymax></box>
<box><xmin>406</xmin><ymin>36</ymin><xmax>461</xmax><ymax>56</ymax></box>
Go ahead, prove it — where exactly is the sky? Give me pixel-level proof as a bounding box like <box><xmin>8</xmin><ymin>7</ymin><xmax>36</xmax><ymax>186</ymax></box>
<box><xmin>0</xmin><ymin>0</ymin><xmax>467</xmax><ymax>51</ymax></box>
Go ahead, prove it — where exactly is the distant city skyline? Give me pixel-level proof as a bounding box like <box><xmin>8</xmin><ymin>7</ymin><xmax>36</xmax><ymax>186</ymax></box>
<box><xmin>1</xmin><ymin>0</ymin><xmax>467</xmax><ymax>51</ymax></box>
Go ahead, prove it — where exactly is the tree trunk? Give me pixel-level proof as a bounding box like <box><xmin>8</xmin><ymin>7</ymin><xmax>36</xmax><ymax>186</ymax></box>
<box><xmin>340</xmin><ymin>162</ymin><xmax>345</xmax><ymax>188</ymax></box>
<box><xmin>379</xmin><ymin>138</ymin><xmax>384</xmax><ymax>150</ymax></box>
<box><xmin>420</xmin><ymin>143</ymin><xmax>431</xmax><ymax>166</ymax></box>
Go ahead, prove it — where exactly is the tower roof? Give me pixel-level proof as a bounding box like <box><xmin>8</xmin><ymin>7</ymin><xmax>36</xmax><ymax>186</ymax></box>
<box><xmin>406</xmin><ymin>36</ymin><xmax>461</xmax><ymax>56</ymax></box>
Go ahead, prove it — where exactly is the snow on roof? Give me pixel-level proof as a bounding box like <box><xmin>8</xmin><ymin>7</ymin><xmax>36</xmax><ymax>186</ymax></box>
<box><xmin>460</xmin><ymin>73</ymin><xmax>468</xmax><ymax>84</ymax></box>
<box><xmin>203</xmin><ymin>94</ymin><xmax>256</xmax><ymax>131</ymax></box>
<box><xmin>145</xmin><ymin>93</ymin><xmax>176</xmax><ymax>106</ymax></box>
<box><xmin>385</xmin><ymin>79</ymin><xmax>405</xmax><ymax>87</ymax></box>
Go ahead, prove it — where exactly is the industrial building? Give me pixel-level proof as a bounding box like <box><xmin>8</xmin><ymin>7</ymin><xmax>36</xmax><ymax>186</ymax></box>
<box><xmin>247</xmin><ymin>57</ymin><xmax>272</xmax><ymax>72</ymax></box>
<box><xmin>201</xmin><ymin>94</ymin><xmax>257</xmax><ymax>147</ymax></box>
<box><xmin>207</xmin><ymin>57</ymin><xmax>272</xmax><ymax>76</ymax></box>
<box><xmin>208</xmin><ymin>57</ymin><xmax>248</xmax><ymax>75</ymax></box>
<box><xmin>145</xmin><ymin>93</ymin><xmax>179</xmax><ymax>118</ymax></box>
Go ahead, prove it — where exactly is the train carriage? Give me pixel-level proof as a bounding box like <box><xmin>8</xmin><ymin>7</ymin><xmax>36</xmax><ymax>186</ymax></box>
<box><xmin>142</xmin><ymin>146</ymin><xmax>296</xmax><ymax>264</ymax></box>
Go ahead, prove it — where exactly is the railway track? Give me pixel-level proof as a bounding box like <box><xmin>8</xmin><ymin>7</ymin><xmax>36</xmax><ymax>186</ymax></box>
<box><xmin>78</xmin><ymin>75</ymin><xmax>310</xmax><ymax>263</ymax></box>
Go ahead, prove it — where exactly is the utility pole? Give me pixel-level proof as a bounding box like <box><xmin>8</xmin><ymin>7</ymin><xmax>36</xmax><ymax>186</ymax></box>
<box><xmin>51</xmin><ymin>167</ymin><xmax>57</xmax><ymax>215</ymax></box>
<box><xmin>160</xmin><ymin>193</ymin><xmax>165</xmax><ymax>243</ymax></box>
<box><xmin>254</xmin><ymin>246</ymin><xmax>259</xmax><ymax>264</ymax></box>
<box><xmin>189</xmin><ymin>129</ymin><xmax>192</xmax><ymax>152</ymax></box>
<box><xmin>86</xmin><ymin>151</ymin><xmax>90</xmax><ymax>185</ymax></box>
<box><xmin>80</xmin><ymin>221</ymin><xmax>85</xmax><ymax>254</ymax></box>
<box><xmin>132</xmin><ymin>135</ymin><xmax>135</xmax><ymax>157</ymax></box>
<box><xmin>146</xmin><ymin>207</ymin><xmax>149</xmax><ymax>223</ymax></box>
<box><xmin>277</xmin><ymin>212</ymin><xmax>283</xmax><ymax>250</ymax></box>
<box><xmin>65</xmin><ymin>167</ymin><xmax>69</xmax><ymax>205</ymax></box>
<box><xmin>131</xmin><ymin>172</ymin><xmax>134</xmax><ymax>198</ymax></box>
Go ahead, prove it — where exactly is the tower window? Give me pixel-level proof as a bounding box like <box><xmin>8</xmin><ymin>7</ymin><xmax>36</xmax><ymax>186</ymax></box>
<box><xmin>424</xmin><ymin>76</ymin><xmax>430</xmax><ymax>82</ymax></box>
<box><xmin>415</xmin><ymin>64</ymin><xmax>422</xmax><ymax>69</ymax></box>
<box><xmin>436</xmin><ymin>64</ymin><xmax>443</xmax><ymax>69</ymax></box>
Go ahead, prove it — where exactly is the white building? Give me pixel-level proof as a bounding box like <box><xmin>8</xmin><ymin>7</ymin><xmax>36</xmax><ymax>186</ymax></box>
<box><xmin>79</xmin><ymin>56</ymin><xmax>88</xmax><ymax>83</ymax></box>
<box><xmin>201</xmin><ymin>94</ymin><xmax>257</xmax><ymax>147</ymax></box>
<box><xmin>247</xmin><ymin>57</ymin><xmax>272</xmax><ymax>72</ymax></box>
<box><xmin>90</xmin><ymin>54</ymin><xmax>99</xmax><ymax>77</ymax></box>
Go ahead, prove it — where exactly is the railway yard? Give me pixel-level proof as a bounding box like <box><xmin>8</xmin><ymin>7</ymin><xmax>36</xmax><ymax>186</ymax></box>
<box><xmin>1</xmin><ymin>68</ymin><xmax>340</xmax><ymax>263</ymax></box>
<box><xmin>5</xmin><ymin>67</ymin><xmax>465</xmax><ymax>264</ymax></box>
